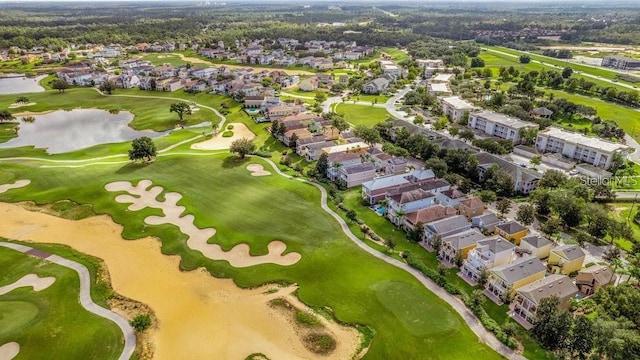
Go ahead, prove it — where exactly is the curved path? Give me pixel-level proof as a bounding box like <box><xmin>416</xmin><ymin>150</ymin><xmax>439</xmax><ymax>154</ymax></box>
<box><xmin>258</xmin><ymin>157</ymin><xmax>526</xmax><ymax>360</ymax></box>
<box><xmin>0</xmin><ymin>242</ymin><xmax>136</xmax><ymax>360</ymax></box>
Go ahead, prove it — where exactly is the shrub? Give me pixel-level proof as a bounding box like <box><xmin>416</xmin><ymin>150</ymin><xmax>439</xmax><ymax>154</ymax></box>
<box><xmin>130</xmin><ymin>314</ymin><xmax>152</xmax><ymax>332</ymax></box>
<box><xmin>222</xmin><ymin>131</ymin><xmax>234</xmax><ymax>137</ymax></box>
<box><xmin>227</xmin><ymin>124</ymin><xmax>234</xmax><ymax>130</ymax></box>
<box><xmin>253</xmin><ymin>150</ymin><xmax>272</xmax><ymax>158</ymax></box>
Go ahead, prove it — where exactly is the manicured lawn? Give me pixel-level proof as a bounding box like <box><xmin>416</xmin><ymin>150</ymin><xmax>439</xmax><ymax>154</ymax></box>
<box><xmin>379</xmin><ymin>47</ymin><xmax>410</xmax><ymax>62</ymax></box>
<box><xmin>0</xmin><ymin>154</ymin><xmax>503</xmax><ymax>360</ymax></box>
<box><xmin>353</xmin><ymin>94</ymin><xmax>392</xmax><ymax>104</ymax></box>
<box><xmin>0</xmin><ymin>243</ymin><xmax>123</xmax><ymax>359</ymax></box>
<box><xmin>335</xmin><ymin>104</ymin><xmax>393</xmax><ymax>127</ymax></box>
<box><xmin>141</xmin><ymin>53</ymin><xmax>193</xmax><ymax>67</ymax></box>
<box><xmin>0</xmin><ymin>122</ymin><xmax>19</xmax><ymax>144</ymax></box>
<box><xmin>609</xmin><ymin>203</ymin><xmax>640</xmax><ymax>251</ymax></box>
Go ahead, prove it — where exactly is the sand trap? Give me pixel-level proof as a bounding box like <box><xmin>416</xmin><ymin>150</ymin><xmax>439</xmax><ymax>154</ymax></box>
<box><xmin>105</xmin><ymin>180</ymin><xmax>300</xmax><ymax>267</ymax></box>
<box><xmin>0</xmin><ymin>180</ymin><xmax>30</xmax><ymax>195</ymax></box>
<box><xmin>190</xmin><ymin>122</ymin><xmax>256</xmax><ymax>150</ymax></box>
<box><xmin>8</xmin><ymin>102</ymin><xmax>36</xmax><ymax>109</ymax></box>
<box><xmin>0</xmin><ymin>342</ymin><xmax>19</xmax><ymax>360</ymax></box>
<box><xmin>0</xmin><ymin>274</ymin><xmax>56</xmax><ymax>296</ymax></box>
<box><xmin>247</xmin><ymin>164</ymin><xmax>271</xmax><ymax>177</ymax></box>
<box><xmin>0</xmin><ymin>202</ymin><xmax>361</xmax><ymax>360</ymax></box>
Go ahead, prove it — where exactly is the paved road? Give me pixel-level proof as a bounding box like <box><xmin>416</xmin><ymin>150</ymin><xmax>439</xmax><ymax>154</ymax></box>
<box><xmin>483</xmin><ymin>47</ymin><xmax>638</xmax><ymax>91</ymax></box>
<box><xmin>0</xmin><ymin>241</ymin><xmax>136</xmax><ymax>360</ymax></box>
<box><xmin>259</xmin><ymin>157</ymin><xmax>526</xmax><ymax>360</ymax></box>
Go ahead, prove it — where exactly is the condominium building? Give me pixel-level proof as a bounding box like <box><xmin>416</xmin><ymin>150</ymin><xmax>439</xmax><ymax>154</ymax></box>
<box><xmin>440</xmin><ymin>96</ymin><xmax>475</xmax><ymax>122</ymax></box>
<box><xmin>468</xmin><ymin>110</ymin><xmax>537</xmax><ymax>144</ymax></box>
<box><xmin>602</xmin><ymin>55</ymin><xmax>640</xmax><ymax>70</ymax></box>
<box><xmin>535</xmin><ymin>127</ymin><xmax>630</xmax><ymax>170</ymax></box>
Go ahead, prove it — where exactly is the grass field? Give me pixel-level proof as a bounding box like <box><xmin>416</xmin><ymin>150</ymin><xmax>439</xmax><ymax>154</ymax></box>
<box><xmin>335</xmin><ymin>104</ymin><xmax>393</xmax><ymax>127</ymax></box>
<box><xmin>379</xmin><ymin>47</ymin><xmax>410</xmax><ymax>63</ymax></box>
<box><xmin>0</xmin><ymin>122</ymin><xmax>19</xmax><ymax>144</ymax></box>
<box><xmin>0</xmin><ymin>242</ymin><xmax>124</xmax><ymax>359</ymax></box>
<box><xmin>141</xmin><ymin>53</ymin><xmax>193</xmax><ymax>67</ymax></box>
<box><xmin>0</xmin><ymin>152</ymin><xmax>502</xmax><ymax>360</ymax></box>
<box><xmin>353</xmin><ymin>94</ymin><xmax>392</xmax><ymax>103</ymax></box>
<box><xmin>609</xmin><ymin>204</ymin><xmax>640</xmax><ymax>251</ymax></box>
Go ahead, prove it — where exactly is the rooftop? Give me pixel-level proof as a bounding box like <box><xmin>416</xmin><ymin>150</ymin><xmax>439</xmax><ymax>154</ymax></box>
<box><xmin>323</xmin><ymin>142</ymin><xmax>368</xmax><ymax>154</ymax></box>
<box><xmin>520</xmin><ymin>234</ymin><xmax>552</xmax><ymax>249</ymax></box>
<box><xmin>517</xmin><ymin>274</ymin><xmax>578</xmax><ymax>305</ymax></box>
<box><xmin>432</xmin><ymin>73</ymin><xmax>455</xmax><ymax>82</ymax></box>
<box><xmin>440</xmin><ymin>96</ymin><xmax>475</xmax><ymax>110</ymax></box>
<box><xmin>426</xmin><ymin>215</ymin><xmax>470</xmax><ymax>234</ymax></box>
<box><xmin>578</xmin><ymin>265</ymin><xmax>615</xmax><ymax>285</ymax></box>
<box><xmin>442</xmin><ymin>228</ymin><xmax>487</xmax><ymax>250</ymax></box>
<box><xmin>389</xmin><ymin>189</ymin><xmax>435</xmax><ymax>204</ymax></box>
<box><xmin>552</xmin><ymin>245</ymin><xmax>586</xmax><ymax>261</ymax></box>
<box><xmin>538</xmin><ymin>127</ymin><xmax>630</xmax><ymax>153</ymax></box>
<box><xmin>405</xmin><ymin>205</ymin><xmax>457</xmax><ymax>225</ymax></box>
<box><xmin>472</xmin><ymin>110</ymin><xmax>535</xmax><ymax>130</ymax></box>
<box><xmin>496</xmin><ymin>221</ymin><xmax>528</xmax><ymax>235</ymax></box>
<box><xmin>428</xmin><ymin>83</ymin><xmax>451</xmax><ymax>93</ymax></box>
<box><xmin>491</xmin><ymin>256</ymin><xmax>546</xmax><ymax>284</ymax></box>
<box><xmin>476</xmin><ymin>236</ymin><xmax>516</xmax><ymax>254</ymax></box>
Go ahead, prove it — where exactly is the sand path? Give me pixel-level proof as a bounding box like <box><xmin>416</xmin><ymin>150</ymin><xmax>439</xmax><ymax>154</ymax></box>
<box><xmin>0</xmin><ymin>180</ymin><xmax>30</xmax><ymax>194</ymax></box>
<box><xmin>105</xmin><ymin>180</ymin><xmax>300</xmax><ymax>267</ymax></box>
<box><xmin>190</xmin><ymin>123</ymin><xmax>256</xmax><ymax>150</ymax></box>
<box><xmin>247</xmin><ymin>164</ymin><xmax>271</xmax><ymax>177</ymax></box>
<box><xmin>0</xmin><ymin>342</ymin><xmax>19</xmax><ymax>360</ymax></box>
<box><xmin>0</xmin><ymin>274</ymin><xmax>55</xmax><ymax>295</ymax></box>
<box><xmin>0</xmin><ymin>202</ymin><xmax>361</xmax><ymax>360</ymax></box>
<box><xmin>8</xmin><ymin>102</ymin><xmax>36</xmax><ymax>109</ymax></box>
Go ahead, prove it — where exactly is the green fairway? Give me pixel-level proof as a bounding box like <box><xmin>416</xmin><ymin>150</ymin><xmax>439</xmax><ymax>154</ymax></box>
<box><xmin>335</xmin><ymin>103</ymin><xmax>393</xmax><ymax>127</ymax></box>
<box><xmin>0</xmin><ymin>153</ymin><xmax>502</xmax><ymax>360</ymax></box>
<box><xmin>609</xmin><ymin>204</ymin><xmax>640</xmax><ymax>251</ymax></box>
<box><xmin>0</xmin><ymin>245</ymin><xmax>124</xmax><ymax>360</ymax></box>
<box><xmin>141</xmin><ymin>53</ymin><xmax>193</xmax><ymax>67</ymax></box>
<box><xmin>0</xmin><ymin>122</ymin><xmax>19</xmax><ymax>144</ymax></box>
<box><xmin>380</xmin><ymin>47</ymin><xmax>410</xmax><ymax>62</ymax></box>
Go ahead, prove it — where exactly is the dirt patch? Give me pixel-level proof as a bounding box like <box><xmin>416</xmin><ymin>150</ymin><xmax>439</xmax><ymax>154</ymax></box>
<box><xmin>105</xmin><ymin>179</ymin><xmax>300</xmax><ymax>267</ymax></box>
<box><xmin>8</xmin><ymin>102</ymin><xmax>36</xmax><ymax>109</ymax></box>
<box><xmin>190</xmin><ymin>122</ymin><xmax>256</xmax><ymax>150</ymax></box>
<box><xmin>0</xmin><ymin>180</ymin><xmax>30</xmax><ymax>195</ymax></box>
<box><xmin>0</xmin><ymin>274</ymin><xmax>56</xmax><ymax>296</ymax></box>
<box><xmin>0</xmin><ymin>202</ymin><xmax>361</xmax><ymax>360</ymax></box>
<box><xmin>247</xmin><ymin>164</ymin><xmax>272</xmax><ymax>177</ymax></box>
<box><xmin>0</xmin><ymin>342</ymin><xmax>19</xmax><ymax>360</ymax></box>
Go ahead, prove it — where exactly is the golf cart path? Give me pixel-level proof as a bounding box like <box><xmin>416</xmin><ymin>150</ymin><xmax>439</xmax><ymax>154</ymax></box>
<box><xmin>0</xmin><ymin>242</ymin><xmax>136</xmax><ymax>360</ymax></box>
<box><xmin>259</xmin><ymin>157</ymin><xmax>526</xmax><ymax>360</ymax></box>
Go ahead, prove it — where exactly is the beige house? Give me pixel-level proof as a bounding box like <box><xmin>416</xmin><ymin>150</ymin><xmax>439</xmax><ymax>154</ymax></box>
<box><xmin>575</xmin><ymin>265</ymin><xmax>616</xmax><ymax>296</ymax></box>
<box><xmin>548</xmin><ymin>245</ymin><xmax>585</xmax><ymax>275</ymax></box>
<box><xmin>519</xmin><ymin>234</ymin><xmax>553</xmax><ymax>259</ymax></box>
<box><xmin>485</xmin><ymin>256</ymin><xmax>546</xmax><ymax>303</ymax></box>
<box><xmin>512</xmin><ymin>274</ymin><xmax>578</xmax><ymax>328</ymax></box>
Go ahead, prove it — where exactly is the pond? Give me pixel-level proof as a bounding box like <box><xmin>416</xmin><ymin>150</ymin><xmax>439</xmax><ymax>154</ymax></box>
<box><xmin>0</xmin><ymin>74</ymin><xmax>47</xmax><ymax>95</ymax></box>
<box><xmin>0</xmin><ymin>109</ymin><xmax>171</xmax><ymax>154</ymax></box>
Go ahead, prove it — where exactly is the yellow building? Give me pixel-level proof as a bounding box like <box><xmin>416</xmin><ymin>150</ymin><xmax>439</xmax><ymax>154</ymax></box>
<box><xmin>439</xmin><ymin>228</ymin><xmax>486</xmax><ymax>265</ymax></box>
<box><xmin>548</xmin><ymin>245</ymin><xmax>585</xmax><ymax>275</ymax></box>
<box><xmin>495</xmin><ymin>221</ymin><xmax>528</xmax><ymax>245</ymax></box>
<box><xmin>486</xmin><ymin>257</ymin><xmax>547</xmax><ymax>303</ymax></box>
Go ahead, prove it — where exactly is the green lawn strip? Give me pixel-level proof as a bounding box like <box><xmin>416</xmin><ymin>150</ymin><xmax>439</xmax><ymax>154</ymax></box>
<box><xmin>0</xmin><ymin>242</ymin><xmax>123</xmax><ymax>360</ymax></box>
<box><xmin>335</xmin><ymin>104</ymin><xmax>393</xmax><ymax>127</ymax></box>
<box><xmin>0</xmin><ymin>122</ymin><xmax>19</xmax><ymax>144</ymax></box>
<box><xmin>353</xmin><ymin>94</ymin><xmax>392</xmax><ymax>104</ymax></box>
<box><xmin>0</xmin><ymin>154</ymin><xmax>502</xmax><ymax>359</ymax></box>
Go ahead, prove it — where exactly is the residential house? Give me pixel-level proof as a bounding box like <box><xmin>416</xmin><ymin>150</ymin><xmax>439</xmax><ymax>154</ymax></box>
<box><xmin>298</xmin><ymin>138</ymin><xmax>332</xmax><ymax>157</ymax></box>
<box><xmin>575</xmin><ymin>265</ymin><xmax>616</xmax><ymax>296</ymax></box>
<box><xmin>535</xmin><ymin>127</ymin><xmax>631</xmax><ymax>170</ymax></box>
<box><xmin>495</xmin><ymin>221</ymin><xmax>529</xmax><ymax>245</ymax></box>
<box><xmin>115</xmin><ymin>74</ymin><xmax>140</xmax><ymax>89</ymax></box>
<box><xmin>283</xmin><ymin>128</ymin><xmax>313</xmax><ymax>147</ymax></box>
<box><xmin>244</xmin><ymin>95</ymin><xmax>266</xmax><ymax>109</ymax></box>
<box><xmin>440</xmin><ymin>229</ymin><xmax>487</xmax><ymax>265</ymax></box>
<box><xmin>403</xmin><ymin>205</ymin><xmax>457</xmax><ymax>232</ymax></box>
<box><xmin>440</xmin><ymin>96</ymin><xmax>475</xmax><ymax>122</ymax></box>
<box><xmin>361</xmin><ymin>169</ymin><xmax>435</xmax><ymax>204</ymax></box>
<box><xmin>362</xmin><ymin>78</ymin><xmax>389</xmax><ymax>94</ymax></box>
<box><xmin>327</xmin><ymin>152</ymin><xmax>365</xmax><ymax>180</ymax></box>
<box><xmin>462</xmin><ymin>237</ymin><xmax>516</xmax><ymax>283</ymax></box>
<box><xmin>512</xmin><ymin>275</ymin><xmax>579</xmax><ymax>328</ymax></box>
<box><xmin>438</xmin><ymin>189</ymin><xmax>466</xmax><ymax>208</ymax></box>
<box><xmin>548</xmin><ymin>245</ymin><xmax>585</xmax><ymax>275</ymax></box>
<box><xmin>519</xmin><ymin>234</ymin><xmax>553</xmax><ymax>259</ymax></box>
<box><xmin>471</xmin><ymin>213</ymin><xmax>502</xmax><ymax>233</ymax></box>
<box><xmin>186</xmin><ymin>81</ymin><xmax>207</xmax><ymax>93</ymax></box>
<box><xmin>469</xmin><ymin>110</ymin><xmax>538</xmax><ymax>144</ymax></box>
<box><xmin>339</xmin><ymin>163</ymin><xmax>377</xmax><ymax>188</ymax></box>
<box><xmin>423</xmin><ymin>215</ymin><xmax>471</xmax><ymax>245</ymax></box>
<box><xmin>385</xmin><ymin>157</ymin><xmax>408</xmax><ymax>175</ymax></box>
<box><xmin>386</xmin><ymin>189</ymin><xmax>437</xmax><ymax>226</ymax></box>
<box><xmin>298</xmin><ymin>77</ymin><xmax>318</xmax><ymax>92</ymax></box>
<box><xmin>427</xmin><ymin>82</ymin><xmax>452</xmax><ymax>96</ymax></box>
<box><xmin>486</xmin><ymin>256</ymin><xmax>547</xmax><ymax>303</ymax></box>
<box><xmin>458</xmin><ymin>197</ymin><xmax>484</xmax><ymax>219</ymax></box>
<box><xmin>476</xmin><ymin>152</ymin><xmax>541</xmax><ymax>194</ymax></box>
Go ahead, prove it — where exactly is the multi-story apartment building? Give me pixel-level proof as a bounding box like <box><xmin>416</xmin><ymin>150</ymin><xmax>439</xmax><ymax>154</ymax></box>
<box><xmin>469</xmin><ymin>110</ymin><xmax>537</xmax><ymax>144</ymax></box>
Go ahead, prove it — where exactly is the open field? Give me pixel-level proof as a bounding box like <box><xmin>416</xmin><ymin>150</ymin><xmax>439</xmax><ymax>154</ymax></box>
<box><xmin>0</xmin><ymin>243</ymin><xmax>124</xmax><ymax>359</ymax></box>
<box><xmin>0</xmin><ymin>152</ymin><xmax>503</xmax><ymax>359</ymax></box>
<box><xmin>335</xmin><ymin>103</ymin><xmax>392</xmax><ymax>127</ymax></box>
<box><xmin>379</xmin><ymin>47</ymin><xmax>410</xmax><ymax>62</ymax></box>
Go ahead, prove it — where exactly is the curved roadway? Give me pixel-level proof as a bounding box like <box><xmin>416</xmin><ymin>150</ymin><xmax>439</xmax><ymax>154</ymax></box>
<box><xmin>0</xmin><ymin>242</ymin><xmax>136</xmax><ymax>360</ymax></box>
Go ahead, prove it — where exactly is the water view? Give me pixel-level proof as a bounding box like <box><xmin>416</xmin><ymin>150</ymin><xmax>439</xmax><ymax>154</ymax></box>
<box><xmin>0</xmin><ymin>109</ymin><xmax>169</xmax><ymax>154</ymax></box>
<box><xmin>0</xmin><ymin>74</ymin><xmax>46</xmax><ymax>94</ymax></box>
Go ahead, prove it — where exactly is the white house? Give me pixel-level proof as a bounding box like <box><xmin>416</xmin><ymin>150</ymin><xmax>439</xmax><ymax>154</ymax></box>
<box><xmin>462</xmin><ymin>237</ymin><xmax>516</xmax><ymax>283</ymax></box>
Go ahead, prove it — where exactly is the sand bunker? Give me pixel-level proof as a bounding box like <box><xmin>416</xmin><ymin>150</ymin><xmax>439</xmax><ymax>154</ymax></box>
<box><xmin>0</xmin><ymin>202</ymin><xmax>361</xmax><ymax>360</ymax></box>
<box><xmin>0</xmin><ymin>342</ymin><xmax>19</xmax><ymax>360</ymax></box>
<box><xmin>8</xmin><ymin>102</ymin><xmax>36</xmax><ymax>109</ymax></box>
<box><xmin>0</xmin><ymin>180</ymin><xmax>30</xmax><ymax>194</ymax></box>
<box><xmin>190</xmin><ymin>122</ymin><xmax>256</xmax><ymax>150</ymax></box>
<box><xmin>0</xmin><ymin>274</ymin><xmax>56</xmax><ymax>296</ymax></box>
<box><xmin>247</xmin><ymin>164</ymin><xmax>271</xmax><ymax>177</ymax></box>
<box><xmin>105</xmin><ymin>180</ymin><xmax>300</xmax><ymax>267</ymax></box>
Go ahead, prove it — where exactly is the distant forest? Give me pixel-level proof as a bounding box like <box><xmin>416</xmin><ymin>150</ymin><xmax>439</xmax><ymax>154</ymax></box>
<box><xmin>0</xmin><ymin>1</ymin><xmax>638</xmax><ymax>50</ymax></box>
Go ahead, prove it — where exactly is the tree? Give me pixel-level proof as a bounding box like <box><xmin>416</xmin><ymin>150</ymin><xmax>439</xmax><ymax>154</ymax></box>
<box><xmin>52</xmin><ymin>79</ymin><xmax>69</xmax><ymax>93</ymax></box>
<box><xmin>353</xmin><ymin>125</ymin><xmax>382</xmax><ymax>147</ymax></box>
<box><xmin>459</xmin><ymin>129</ymin><xmax>475</xmax><ymax>141</ymax></box>
<box><xmin>407</xmin><ymin>222</ymin><xmax>424</xmax><ymax>243</ymax></box>
<box><xmin>519</xmin><ymin>55</ymin><xmax>531</xmax><ymax>64</ymax></box>
<box><xmin>424</xmin><ymin>157</ymin><xmax>448</xmax><ymax>178</ymax></box>
<box><xmin>458</xmin><ymin>111</ymin><xmax>469</xmax><ymax>126</ymax></box>
<box><xmin>470</xmin><ymin>57</ymin><xmax>485</xmax><ymax>68</ymax></box>
<box><xmin>128</xmin><ymin>136</ymin><xmax>157</xmax><ymax>162</ymax></box>
<box><xmin>532</xmin><ymin>296</ymin><xmax>573</xmax><ymax>351</ymax></box>
<box><xmin>541</xmin><ymin>216</ymin><xmax>562</xmax><ymax>239</ymax></box>
<box><xmin>15</xmin><ymin>96</ymin><xmax>29</xmax><ymax>104</ymax></box>
<box><xmin>496</xmin><ymin>198</ymin><xmax>511</xmax><ymax>216</ymax></box>
<box><xmin>289</xmin><ymin>132</ymin><xmax>298</xmax><ymax>150</ymax></box>
<box><xmin>478</xmin><ymin>190</ymin><xmax>497</xmax><ymax>203</ymax></box>
<box><xmin>516</xmin><ymin>204</ymin><xmax>536</xmax><ymax>225</ymax></box>
<box><xmin>478</xmin><ymin>268</ymin><xmax>489</xmax><ymax>286</ymax></box>
<box><xmin>170</xmin><ymin>102</ymin><xmax>192</xmax><ymax>123</ymax></box>
<box><xmin>229</xmin><ymin>138</ymin><xmax>255</xmax><ymax>159</ymax></box>
<box><xmin>529</xmin><ymin>155</ymin><xmax>541</xmax><ymax>169</ymax></box>
<box><xmin>99</xmin><ymin>80</ymin><xmax>116</xmax><ymax>95</ymax></box>
<box><xmin>331</xmin><ymin>114</ymin><xmax>350</xmax><ymax>133</ymax></box>
<box><xmin>0</xmin><ymin>110</ymin><xmax>14</xmax><ymax>123</ymax></box>
<box><xmin>568</xmin><ymin>315</ymin><xmax>594</xmax><ymax>359</ymax></box>
<box><xmin>432</xmin><ymin>234</ymin><xmax>442</xmax><ymax>253</ymax></box>
<box><xmin>314</xmin><ymin>90</ymin><xmax>326</xmax><ymax>104</ymax></box>
<box><xmin>130</xmin><ymin>314</ymin><xmax>152</xmax><ymax>332</ymax></box>
<box><xmin>539</xmin><ymin>169</ymin><xmax>568</xmax><ymax>188</ymax></box>
<box><xmin>315</xmin><ymin>153</ymin><xmax>329</xmax><ymax>179</ymax></box>
<box><xmin>562</xmin><ymin>67</ymin><xmax>574</xmax><ymax>79</ymax></box>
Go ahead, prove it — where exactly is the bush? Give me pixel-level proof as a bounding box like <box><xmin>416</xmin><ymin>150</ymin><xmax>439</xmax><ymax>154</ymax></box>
<box><xmin>130</xmin><ymin>314</ymin><xmax>152</xmax><ymax>332</ymax></box>
<box><xmin>227</xmin><ymin>124</ymin><xmax>234</xmax><ymax>130</ymax></box>
<box><xmin>222</xmin><ymin>131</ymin><xmax>234</xmax><ymax>137</ymax></box>
<box><xmin>253</xmin><ymin>150</ymin><xmax>272</xmax><ymax>158</ymax></box>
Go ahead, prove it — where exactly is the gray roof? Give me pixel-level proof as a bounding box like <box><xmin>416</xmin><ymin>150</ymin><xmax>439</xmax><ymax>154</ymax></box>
<box><xmin>521</xmin><ymin>234</ymin><xmax>552</xmax><ymax>249</ymax></box>
<box><xmin>578</xmin><ymin>265</ymin><xmax>615</xmax><ymax>286</ymax></box>
<box><xmin>342</xmin><ymin>163</ymin><xmax>376</xmax><ymax>174</ymax></box>
<box><xmin>533</xmin><ymin>107</ymin><xmax>554</xmax><ymax>116</ymax></box>
<box><xmin>491</xmin><ymin>256</ymin><xmax>546</xmax><ymax>284</ymax></box>
<box><xmin>517</xmin><ymin>274</ymin><xmax>578</xmax><ymax>305</ymax></box>
<box><xmin>388</xmin><ymin>157</ymin><xmax>408</xmax><ymax>166</ymax></box>
<box><xmin>476</xmin><ymin>152</ymin><xmax>541</xmax><ymax>184</ymax></box>
<box><xmin>472</xmin><ymin>110</ymin><xmax>536</xmax><ymax>130</ymax></box>
<box><xmin>442</xmin><ymin>229</ymin><xmax>487</xmax><ymax>250</ymax></box>
<box><xmin>472</xmin><ymin>213</ymin><xmax>501</xmax><ymax>226</ymax></box>
<box><xmin>362</xmin><ymin>173</ymin><xmax>412</xmax><ymax>191</ymax></box>
<box><xmin>552</xmin><ymin>245</ymin><xmax>586</xmax><ymax>262</ymax></box>
<box><xmin>476</xmin><ymin>236</ymin><xmax>516</xmax><ymax>254</ymax></box>
<box><xmin>426</xmin><ymin>215</ymin><xmax>470</xmax><ymax>235</ymax></box>
<box><xmin>496</xmin><ymin>221</ymin><xmax>528</xmax><ymax>235</ymax></box>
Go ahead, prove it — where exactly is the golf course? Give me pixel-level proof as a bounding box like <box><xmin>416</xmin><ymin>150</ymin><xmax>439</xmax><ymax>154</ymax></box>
<box><xmin>0</xmin><ymin>80</ymin><xmax>505</xmax><ymax>359</ymax></box>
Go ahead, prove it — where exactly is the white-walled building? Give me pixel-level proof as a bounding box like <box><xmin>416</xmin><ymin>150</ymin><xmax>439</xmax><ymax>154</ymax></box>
<box><xmin>440</xmin><ymin>96</ymin><xmax>475</xmax><ymax>122</ymax></box>
<box><xmin>535</xmin><ymin>127</ymin><xmax>630</xmax><ymax>170</ymax></box>
<box><xmin>469</xmin><ymin>110</ymin><xmax>537</xmax><ymax>144</ymax></box>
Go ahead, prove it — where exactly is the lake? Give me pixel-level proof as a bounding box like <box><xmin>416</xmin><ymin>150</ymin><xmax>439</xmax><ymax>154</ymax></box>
<box><xmin>0</xmin><ymin>109</ymin><xmax>170</xmax><ymax>154</ymax></box>
<box><xmin>0</xmin><ymin>74</ymin><xmax>47</xmax><ymax>95</ymax></box>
